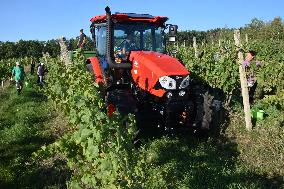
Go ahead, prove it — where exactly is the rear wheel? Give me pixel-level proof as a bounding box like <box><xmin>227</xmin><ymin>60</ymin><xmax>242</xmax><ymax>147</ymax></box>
<box><xmin>200</xmin><ymin>91</ymin><xmax>213</xmax><ymax>130</ymax></box>
<box><xmin>191</xmin><ymin>85</ymin><xmax>213</xmax><ymax>134</ymax></box>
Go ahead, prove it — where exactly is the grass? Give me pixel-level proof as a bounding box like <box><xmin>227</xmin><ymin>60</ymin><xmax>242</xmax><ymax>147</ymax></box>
<box><xmin>139</xmin><ymin>133</ymin><xmax>283</xmax><ymax>189</ymax></box>
<box><xmin>226</xmin><ymin>111</ymin><xmax>284</xmax><ymax>178</ymax></box>
<box><xmin>137</xmin><ymin>101</ymin><xmax>284</xmax><ymax>188</ymax></box>
<box><xmin>0</xmin><ymin>83</ymin><xmax>69</xmax><ymax>189</ymax></box>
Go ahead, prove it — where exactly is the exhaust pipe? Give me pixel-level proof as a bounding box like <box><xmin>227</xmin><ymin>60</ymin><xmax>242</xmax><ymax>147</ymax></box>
<box><xmin>105</xmin><ymin>6</ymin><xmax>132</xmax><ymax>69</ymax></box>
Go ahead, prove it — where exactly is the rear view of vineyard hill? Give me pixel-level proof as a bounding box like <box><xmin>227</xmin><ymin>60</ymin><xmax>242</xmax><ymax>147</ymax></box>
<box><xmin>0</xmin><ymin>17</ymin><xmax>284</xmax><ymax>188</ymax></box>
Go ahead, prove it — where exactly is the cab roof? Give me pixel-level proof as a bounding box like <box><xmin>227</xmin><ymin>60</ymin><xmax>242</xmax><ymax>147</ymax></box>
<box><xmin>90</xmin><ymin>13</ymin><xmax>168</xmax><ymax>24</ymax></box>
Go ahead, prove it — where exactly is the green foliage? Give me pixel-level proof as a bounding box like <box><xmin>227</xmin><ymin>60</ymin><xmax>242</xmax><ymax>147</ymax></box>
<box><xmin>39</xmin><ymin>52</ymin><xmax>143</xmax><ymax>188</ymax></box>
<box><xmin>247</xmin><ymin>40</ymin><xmax>284</xmax><ymax>96</ymax></box>
<box><xmin>44</xmin><ymin>39</ymin><xmax>61</xmax><ymax>58</ymax></box>
<box><xmin>0</xmin><ymin>40</ymin><xmax>46</xmax><ymax>60</ymax></box>
<box><xmin>177</xmin><ymin>41</ymin><xmax>239</xmax><ymax>103</ymax></box>
<box><xmin>176</xmin><ymin>19</ymin><xmax>284</xmax><ymax>107</ymax></box>
<box><xmin>0</xmin><ymin>60</ymin><xmax>12</xmax><ymax>80</ymax></box>
<box><xmin>0</xmin><ymin>57</ymin><xmax>32</xmax><ymax>80</ymax></box>
<box><xmin>177</xmin><ymin>30</ymin><xmax>207</xmax><ymax>45</ymax></box>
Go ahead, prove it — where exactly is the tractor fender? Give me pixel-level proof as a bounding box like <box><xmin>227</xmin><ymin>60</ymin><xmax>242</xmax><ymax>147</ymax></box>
<box><xmin>87</xmin><ymin>57</ymin><xmax>105</xmax><ymax>84</ymax></box>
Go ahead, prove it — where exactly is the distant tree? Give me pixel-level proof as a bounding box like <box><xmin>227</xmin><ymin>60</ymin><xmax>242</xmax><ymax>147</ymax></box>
<box><xmin>1</xmin><ymin>42</ymin><xmax>17</xmax><ymax>59</ymax></box>
<box><xmin>43</xmin><ymin>40</ymin><xmax>60</xmax><ymax>58</ymax></box>
<box><xmin>84</xmin><ymin>36</ymin><xmax>95</xmax><ymax>51</ymax></box>
<box><xmin>243</xmin><ymin>17</ymin><xmax>284</xmax><ymax>41</ymax></box>
<box><xmin>177</xmin><ymin>30</ymin><xmax>206</xmax><ymax>46</ymax></box>
<box><xmin>269</xmin><ymin>17</ymin><xmax>284</xmax><ymax>40</ymax></box>
<box><xmin>15</xmin><ymin>40</ymin><xmax>27</xmax><ymax>58</ymax></box>
<box><xmin>0</xmin><ymin>41</ymin><xmax>4</xmax><ymax>59</ymax></box>
<box><xmin>26</xmin><ymin>40</ymin><xmax>45</xmax><ymax>58</ymax></box>
<box><xmin>67</xmin><ymin>38</ymin><xmax>77</xmax><ymax>51</ymax></box>
<box><xmin>246</xmin><ymin>18</ymin><xmax>265</xmax><ymax>30</ymax></box>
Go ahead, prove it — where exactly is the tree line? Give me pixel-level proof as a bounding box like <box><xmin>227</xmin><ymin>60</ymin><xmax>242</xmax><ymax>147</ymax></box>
<box><xmin>176</xmin><ymin>17</ymin><xmax>284</xmax><ymax>46</ymax></box>
<box><xmin>0</xmin><ymin>37</ymin><xmax>94</xmax><ymax>60</ymax></box>
<box><xmin>0</xmin><ymin>17</ymin><xmax>283</xmax><ymax>61</ymax></box>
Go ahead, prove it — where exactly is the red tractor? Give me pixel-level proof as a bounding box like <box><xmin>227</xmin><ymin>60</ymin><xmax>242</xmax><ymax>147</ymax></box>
<box><xmin>86</xmin><ymin>7</ymin><xmax>212</xmax><ymax>134</ymax></box>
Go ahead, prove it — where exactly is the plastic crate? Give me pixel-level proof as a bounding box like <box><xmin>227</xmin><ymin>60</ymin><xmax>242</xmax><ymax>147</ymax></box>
<box><xmin>69</xmin><ymin>50</ymin><xmax>97</xmax><ymax>60</ymax></box>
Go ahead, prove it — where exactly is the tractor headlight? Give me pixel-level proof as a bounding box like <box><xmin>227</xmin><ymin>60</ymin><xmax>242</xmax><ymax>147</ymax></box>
<box><xmin>159</xmin><ymin>76</ymin><xmax>176</xmax><ymax>90</ymax></box>
<box><xmin>179</xmin><ymin>75</ymin><xmax>190</xmax><ymax>89</ymax></box>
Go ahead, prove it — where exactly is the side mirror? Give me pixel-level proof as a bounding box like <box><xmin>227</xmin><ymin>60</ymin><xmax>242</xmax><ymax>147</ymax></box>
<box><xmin>169</xmin><ymin>25</ymin><xmax>178</xmax><ymax>36</ymax></box>
<box><xmin>168</xmin><ymin>25</ymin><xmax>178</xmax><ymax>42</ymax></box>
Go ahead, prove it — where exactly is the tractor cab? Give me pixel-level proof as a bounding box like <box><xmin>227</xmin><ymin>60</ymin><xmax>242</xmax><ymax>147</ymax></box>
<box><xmin>91</xmin><ymin>14</ymin><xmax>166</xmax><ymax>67</ymax></box>
<box><xmin>88</xmin><ymin>7</ymin><xmax>183</xmax><ymax>89</ymax></box>
<box><xmin>86</xmin><ymin>7</ymin><xmax>212</xmax><ymax>133</ymax></box>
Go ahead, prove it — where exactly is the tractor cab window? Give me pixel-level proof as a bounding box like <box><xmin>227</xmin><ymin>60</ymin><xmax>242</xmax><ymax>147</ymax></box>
<box><xmin>142</xmin><ymin>28</ymin><xmax>164</xmax><ymax>52</ymax></box>
<box><xmin>114</xmin><ymin>23</ymin><xmax>164</xmax><ymax>59</ymax></box>
<box><xmin>95</xmin><ymin>25</ymin><xmax>106</xmax><ymax>56</ymax></box>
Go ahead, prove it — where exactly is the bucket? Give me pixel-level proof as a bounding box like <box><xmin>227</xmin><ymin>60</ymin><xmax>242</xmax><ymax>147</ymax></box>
<box><xmin>251</xmin><ymin>109</ymin><xmax>257</xmax><ymax>119</ymax></box>
<box><xmin>256</xmin><ymin>110</ymin><xmax>264</xmax><ymax>120</ymax></box>
<box><xmin>251</xmin><ymin>109</ymin><xmax>264</xmax><ymax>120</ymax></box>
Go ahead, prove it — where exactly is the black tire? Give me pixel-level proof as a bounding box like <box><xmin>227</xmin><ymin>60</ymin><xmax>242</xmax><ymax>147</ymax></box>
<box><xmin>191</xmin><ymin>84</ymin><xmax>213</xmax><ymax>131</ymax></box>
<box><xmin>200</xmin><ymin>91</ymin><xmax>213</xmax><ymax>130</ymax></box>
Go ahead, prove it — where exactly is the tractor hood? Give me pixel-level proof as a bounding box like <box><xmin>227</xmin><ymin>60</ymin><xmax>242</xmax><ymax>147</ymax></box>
<box><xmin>129</xmin><ymin>51</ymin><xmax>189</xmax><ymax>97</ymax></box>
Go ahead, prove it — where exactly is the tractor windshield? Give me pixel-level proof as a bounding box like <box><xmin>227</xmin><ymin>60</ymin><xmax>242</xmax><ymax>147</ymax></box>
<box><xmin>114</xmin><ymin>23</ymin><xmax>165</xmax><ymax>58</ymax></box>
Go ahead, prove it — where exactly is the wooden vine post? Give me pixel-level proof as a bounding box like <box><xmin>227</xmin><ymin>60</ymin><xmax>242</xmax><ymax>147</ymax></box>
<box><xmin>58</xmin><ymin>37</ymin><xmax>72</xmax><ymax>66</ymax></box>
<box><xmin>193</xmin><ymin>37</ymin><xmax>198</xmax><ymax>58</ymax></box>
<box><xmin>245</xmin><ymin>34</ymin><xmax>249</xmax><ymax>44</ymax></box>
<box><xmin>234</xmin><ymin>30</ymin><xmax>252</xmax><ymax>131</ymax></box>
<box><xmin>176</xmin><ymin>41</ymin><xmax>179</xmax><ymax>51</ymax></box>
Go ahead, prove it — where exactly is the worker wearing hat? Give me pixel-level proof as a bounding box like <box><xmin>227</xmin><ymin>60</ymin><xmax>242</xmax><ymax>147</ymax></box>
<box><xmin>11</xmin><ymin>61</ymin><xmax>25</xmax><ymax>95</ymax></box>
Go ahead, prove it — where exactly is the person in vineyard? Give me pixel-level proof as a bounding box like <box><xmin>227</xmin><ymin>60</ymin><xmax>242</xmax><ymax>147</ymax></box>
<box><xmin>11</xmin><ymin>61</ymin><xmax>25</xmax><ymax>95</ymax></box>
<box><xmin>121</xmin><ymin>31</ymin><xmax>137</xmax><ymax>58</ymax></box>
<box><xmin>30</xmin><ymin>58</ymin><xmax>36</xmax><ymax>75</ymax></box>
<box><xmin>77</xmin><ymin>29</ymin><xmax>87</xmax><ymax>49</ymax></box>
<box><xmin>37</xmin><ymin>62</ymin><xmax>47</xmax><ymax>86</ymax></box>
<box><xmin>242</xmin><ymin>50</ymin><xmax>261</xmax><ymax>104</ymax></box>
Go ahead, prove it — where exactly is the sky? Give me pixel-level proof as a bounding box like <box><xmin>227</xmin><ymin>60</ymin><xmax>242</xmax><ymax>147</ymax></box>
<box><xmin>0</xmin><ymin>0</ymin><xmax>283</xmax><ymax>42</ymax></box>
